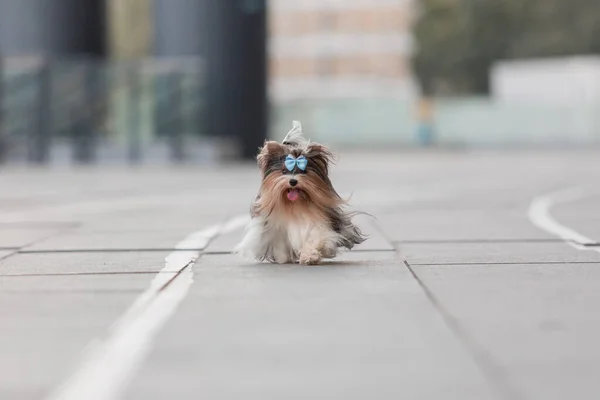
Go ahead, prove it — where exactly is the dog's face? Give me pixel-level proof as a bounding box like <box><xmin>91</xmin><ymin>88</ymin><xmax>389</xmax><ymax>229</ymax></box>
<box><xmin>254</xmin><ymin>140</ymin><xmax>342</xmax><ymax>216</ymax></box>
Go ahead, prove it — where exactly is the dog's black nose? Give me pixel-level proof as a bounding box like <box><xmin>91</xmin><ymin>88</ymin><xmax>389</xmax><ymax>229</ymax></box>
<box><xmin>289</xmin><ymin>178</ymin><xmax>298</xmax><ymax>187</ymax></box>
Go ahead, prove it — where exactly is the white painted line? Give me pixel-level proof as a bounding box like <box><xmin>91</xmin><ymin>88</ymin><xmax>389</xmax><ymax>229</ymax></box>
<box><xmin>528</xmin><ymin>187</ymin><xmax>599</xmax><ymax>250</ymax></box>
<box><xmin>45</xmin><ymin>215</ymin><xmax>250</xmax><ymax>400</ymax></box>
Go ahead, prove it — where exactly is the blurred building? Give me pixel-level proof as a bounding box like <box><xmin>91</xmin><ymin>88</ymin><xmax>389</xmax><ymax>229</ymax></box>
<box><xmin>0</xmin><ymin>0</ymin><xmax>106</xmax><ymax>57</ymax></box>
<box><xmin>268</xmin><ymin>0</ymin><xmax>416</xmax><ymax>101</ymax></box>
<box><xmin>106</xmin><ymin>0</ymin><xmax>416</xmax><ymax>100</ymax></box>
<box><xmin>0</xmin><ymin>0</ymin><xmax>267</xmax><ymax>163</ymax></box>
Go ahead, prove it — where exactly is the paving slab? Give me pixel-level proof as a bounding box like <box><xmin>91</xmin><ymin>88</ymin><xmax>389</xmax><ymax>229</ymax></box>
<box><xmin>0</xmin><ymin>227</ymin><xmax>65</xmax><ymax>248</ymax></box>
<box><xmin>0</xmin><ymin>240</ymin><xmax>166</xmax><ymax>398</ymax></box>
<box><xmin>412</xmin><ymin>263</ymin><xmax>600</xmax><ymax>400</ymax></box>
<box><xmin>398</xmin><ymin>242</ymin><xmax>600</xmax><ymax>265</ymax></box>
<box><xmin>25</xmin><ymin>230</ymin><xmax>207</xmax><ymax>251</ymax></box>
<box><xmin>375</xmin><ymin>209</ymin><xmax>556</xmax><ymax>242</ymax></box>
<box><xmin>0</xmin><ymin>251</ymin><xmax>170</xmax><ymax>276</ymax></box>
<box><xmin>0</xmin><ymin>151</ymin><xmax>599</xmax><ymax>400</ymax></box>
<box><xmin>124</xmin><ymin>252</ymin><xmax>496</xmax><ymax>400</ymax></box>
<box><xmin>79</xmin><ymin>209</ymin><xmax>230</xmax><ymax>232</ymax></box>
<box><xmin>0</xmin><ymin>274</ymin><xmax>153</xmax><ymax>400</ymax></box>
<box><xmin>0</xmin><ymin>273</ymin><xmax>154</xmax><ymax>292</ymax></box>
<box><xmin>0</xmin><ymin>186</ymin><xmax>255</xmax><ymax>227</ymax></box>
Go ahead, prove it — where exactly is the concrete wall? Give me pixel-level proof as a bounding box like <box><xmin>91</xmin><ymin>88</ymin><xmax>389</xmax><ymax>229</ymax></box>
<box><xmin>271</xmin><ymin>97</ymin><xmax>600</xmax><ymax>148</ymax></box>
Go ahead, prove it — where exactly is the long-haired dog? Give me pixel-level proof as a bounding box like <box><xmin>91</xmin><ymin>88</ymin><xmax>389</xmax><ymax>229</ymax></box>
<box><xmin>235</xmin><ymin>121</ymin><xmax>366</xmax><ymax>265</ymax></box>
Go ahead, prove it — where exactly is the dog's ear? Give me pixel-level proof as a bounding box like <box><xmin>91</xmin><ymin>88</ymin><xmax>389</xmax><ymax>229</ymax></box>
<box><xmin>305</xmin><ymin>142</ymin><xmax>335</xmax><ymax>174</ymax></box>
<box><xmin>257</xmin><ymin>140</ymin><xmax>286</xmax><ymax>172</ymax></box>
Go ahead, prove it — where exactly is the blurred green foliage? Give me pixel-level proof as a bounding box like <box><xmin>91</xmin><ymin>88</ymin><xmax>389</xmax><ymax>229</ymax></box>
<box><xmin>412</xmin><ymin>0</ymin><xmax>600</xmax><ymax>95</ymax></box>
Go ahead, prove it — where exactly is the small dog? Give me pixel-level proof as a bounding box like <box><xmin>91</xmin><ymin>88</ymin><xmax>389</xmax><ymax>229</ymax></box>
<box><xmin>235</xmin><ymin>121</ymin><xmax>366</xmax><ymax>265</ymax></box>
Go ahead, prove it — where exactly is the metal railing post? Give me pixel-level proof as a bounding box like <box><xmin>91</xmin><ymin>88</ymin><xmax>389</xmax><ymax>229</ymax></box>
<box><xmin>30</xmin><ymin>57</ymin><xmax>51</xmax><ymax>164</ymax></box>
<box><xmin>127</xmin><ymin>62</ymin><xmax>142</xmax><ymax>164</ymax></box>
<box><xmin>168</xmin><ymin>70</ymin><xmax>185</xmax><ymax>163</ymax></box>
<box><xmin>0</xmin><ymin>56</ymin><xmax>5</xmax><ymax>164</ymax></box>
<box><xmin>72</xmin><ymin>61</ymin><xmax>98</xmax><ymax>164</ymax></box>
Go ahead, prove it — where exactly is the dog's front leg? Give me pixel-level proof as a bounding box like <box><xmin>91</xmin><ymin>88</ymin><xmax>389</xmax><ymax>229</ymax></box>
<box><xmin>298</xmin><ymin>226</ymin><xmax>331</xmax><ymax>265</ymax></box>
<box><xmin>273</xmin><ymin>243</ymin><xmax>294</xmax><ymax>264</ymax></box>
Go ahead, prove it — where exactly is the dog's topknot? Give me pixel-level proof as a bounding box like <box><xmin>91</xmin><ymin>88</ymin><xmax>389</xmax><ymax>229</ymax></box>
<box><xmin>282</xmin><ymin>120</ymin><xmax>309</xmax><ymax>148</ymax></box>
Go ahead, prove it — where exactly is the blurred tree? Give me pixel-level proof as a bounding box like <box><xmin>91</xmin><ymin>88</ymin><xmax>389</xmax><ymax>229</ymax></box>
<box><xmin>412</xmin><ymin>0</ymin><xmax>600</xmax><ymax>95</ymax></box>
<box><xmin>460</xmin><ymin>0</ymin><xmax>530</xmax><ymax>93</ymax></box>
<box><xmin>508</xmin><ymin>0</ymin><xmax>600</xmax><ymax>57</ymax></box>
<box><xmin>412</xmin><ymin>0</ymin><xmax>470</xmax><ymax>95</ymax></box>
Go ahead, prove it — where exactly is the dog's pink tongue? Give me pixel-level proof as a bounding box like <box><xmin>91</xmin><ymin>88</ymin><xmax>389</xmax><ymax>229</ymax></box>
<box><xmin>287</xmin><ymin>189</ymin><xmax>299</xmax><ymax>201</ymax></box>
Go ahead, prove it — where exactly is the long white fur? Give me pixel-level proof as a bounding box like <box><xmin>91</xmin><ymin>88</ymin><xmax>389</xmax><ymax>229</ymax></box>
<box><xmin>234</xmin><ymin>213</ymin><xmax>344</xmax><ymax>264</ymax></box>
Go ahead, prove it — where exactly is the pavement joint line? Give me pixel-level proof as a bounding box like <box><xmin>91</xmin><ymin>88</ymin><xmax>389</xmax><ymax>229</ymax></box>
<box><xmin>369</xmin><ymin>212</ymin><xmax>522</xmax><ymax>397</ymax></box>
<box><xmin>401</xmin><ymin>256</ymin><xmax>524</xmax><ymax>400</ymax></box>
<box><xmin>0</xmin><ymin>271</ymin><xmax>166</xmax><ymax>278</ymax></box>
<box><xmin>0</xmin><ymin>251</ymin><xmax>17</xmax><ymax>262</ymax></box>
<box><xmin>16</xmin><ymin>248</ymin><xmax>398</xmax><ymax>255</ymax></box>
<box><xmin>581</xmin><ymin>243</ymin><xmax>600</xmax><ymax>247</ymax></box>
<box><xmin>44</xmin><ymin>214</ymin><xmax>250</xmax><ymax>400</ymax></box>
<box><xmin>394</xmin><ymin>238</ymin><xmax>565</xmax><ymax>244</ymax></box>
<box><xmin>200</xmin><ymin>249</ymin><xmax>396</xmax><ymax>256</ymax></box>
<box><xmin>0</xmin><ymin>222</ymin><xmax>81</xmax><ymax>229</ymax></box>
<box><xmin>18</xmin><ymin>248</ymin><xmax>207</xmax><ymax>254</ymax></box>
<box><xmin>376</xmin><ymin>210</ymin><xmax>523</xmax><ymax>399</ymax></box>
<box><xmin>203</xmin><ymin>250</ymin><xmax>235</xmax><ymax>255</ymax></box>
<box><xmin>344</xmin><ymin>248</ymin><xmax>396</xmax><ymax>253</ymax></box>
<box><xmin>412</xmin><ymin>261</ymin><xmax>600</xmax><ymax>266</ymax></box>
<box><xmin>2</xmin><ymin>289</ymin><xmax>144</xmax><ymax>295</ymax></box>
<box><xmin>18</xmin><ymin>224</ymin><xmax>82</xmax><ymax>253</ymax></box>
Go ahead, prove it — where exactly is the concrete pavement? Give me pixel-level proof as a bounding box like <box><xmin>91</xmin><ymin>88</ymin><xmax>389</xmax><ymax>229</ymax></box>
<box><xmin>0</xmin><ymin>150</ymin><xmax>599</xmax><ymax>400</ymax></box>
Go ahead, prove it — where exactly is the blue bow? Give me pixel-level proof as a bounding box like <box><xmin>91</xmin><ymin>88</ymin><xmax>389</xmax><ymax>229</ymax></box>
<box><xmin>285</xmin><ymin>155</ymin><xmax>307</xmax><ymax>172</ymax></box>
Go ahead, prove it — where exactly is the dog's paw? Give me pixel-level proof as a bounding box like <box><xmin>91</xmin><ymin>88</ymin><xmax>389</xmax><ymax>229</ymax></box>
<box><xmin>320</xmin><ymin>246</ymin><xmax>338</xmax><ymax>259</ymax></box>
<box><xmin>299</xmin><ymin>250</ymin><xmax>322</xmax><ymax>265</ymax></box>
